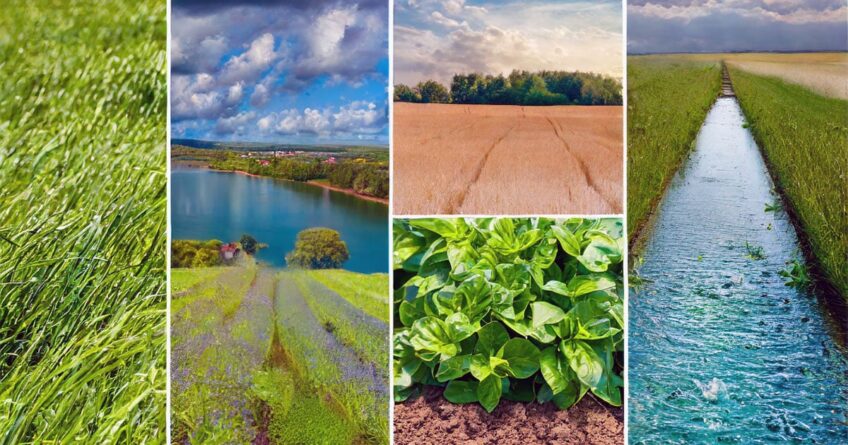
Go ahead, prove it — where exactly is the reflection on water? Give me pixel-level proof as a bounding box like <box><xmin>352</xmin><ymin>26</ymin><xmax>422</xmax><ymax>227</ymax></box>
<box><xmin>172</xmin><ymin>168</ymin><xmax>388</xmax><ymax>273</ymax></box>
<box><xmin>629</xmin><ymin>98</ymin><xmax>848</xmax><ymax>443</ymax></box>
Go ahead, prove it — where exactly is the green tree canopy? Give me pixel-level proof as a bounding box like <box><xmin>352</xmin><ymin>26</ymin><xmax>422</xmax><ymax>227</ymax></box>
<box><xmin>240</xmin><ymin>234</ymin><xmax>258</xmax><ymax>255</ymax></box>
<box><xmin>416</xmin><ymin>80</ymin><xmax>451</xmax><ymax>103</ymax></box>
<box><xmin>394</xmin><ymin>83</ymin><xmax>421</xmax><ymax>102</ymax></box>
<box><xmin>285</xmin><ymin>228</ymin><xmax>350</xmax><ymax>269</ymax></box>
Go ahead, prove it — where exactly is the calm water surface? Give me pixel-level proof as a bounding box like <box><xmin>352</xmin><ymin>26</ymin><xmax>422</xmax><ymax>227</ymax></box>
<box><xmin>172</xmin><ymin>168</ymin><xmax>388</xmax><ymax>273</ymax></box>
<box><xmin>629</xmin><ymin>98</ymin><xmax>848</xmax><ymax>443</ymax></box>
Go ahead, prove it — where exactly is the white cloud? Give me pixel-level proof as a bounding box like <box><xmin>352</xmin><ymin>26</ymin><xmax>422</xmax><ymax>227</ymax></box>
<box><xmin>220</xmin><ymin>33</ymin><xmax>277</xmax><ymax>84</ymax></box>
<box><xmin>215</xmin><ymin>111</ymin><xmax>256</xmax><ymax>134</ymax></box>
<box><xmin>257</xmin><ymin>101</ymin><xmax>386</xmax><ymax>137</ymax></box>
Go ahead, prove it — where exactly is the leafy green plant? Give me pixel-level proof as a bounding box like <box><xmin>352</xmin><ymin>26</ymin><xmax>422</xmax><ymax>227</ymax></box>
<box><xmin>780</xmin><ymin>258</ymin><xmax>812</xmax><ymax>290</ymax></box>
<box><xmin>393</xmin><ymin>218</ymin><xmax>624</xmax><ymax>413</ymax></box>
<box><xmin>745</xmin><ymin>241</ymin><xmax>766</xmax><ymax>260</ymax></box>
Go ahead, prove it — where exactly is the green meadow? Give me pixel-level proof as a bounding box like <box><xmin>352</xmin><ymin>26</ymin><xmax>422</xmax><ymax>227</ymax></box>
<box><xmin>0</xmin><ymin>0</ymin><xmax>166</xmax><ymax>442</ymax></box>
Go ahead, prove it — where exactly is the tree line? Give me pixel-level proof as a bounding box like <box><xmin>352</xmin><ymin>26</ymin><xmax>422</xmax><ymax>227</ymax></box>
<box><xmin>394</xmin><ymin>70</ymin><xmax>622</xmax><ymax>106</ymax></box>
<box><xmin>209</xmin><ymin>156</ymin><xmax>389</xmax><ymax>199</ymax></box>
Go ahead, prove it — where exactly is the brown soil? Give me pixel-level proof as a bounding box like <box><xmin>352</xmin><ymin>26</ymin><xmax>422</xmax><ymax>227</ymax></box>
<box><xmin>394</xmin><ymin>386</ymin><xmax>623</xmax><ymax>445</ymax></box>
<box><xmin>392</xmin><ymin>103</ymin><xmax>623</xmax><ymax>215</ymax></box>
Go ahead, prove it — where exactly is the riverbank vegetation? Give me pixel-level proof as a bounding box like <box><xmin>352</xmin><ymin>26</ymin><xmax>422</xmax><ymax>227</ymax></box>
<box><xmin>0</xmin><ymin>0</ymin><xmax>166</xmax><ymax>441</ymax></box>
<box><xmin>730</xmin><ymin>67</ymin><xmax>848</xmax><ymax>300</ymax></box>
<box><xmin>393</xmin><ymin>218</ymin><xmax>624</xmax><ymax>413</ymax></box>
<box><xmin>173</xmin><ymin>145</ymin><xmax>389</xmax><ymax>199</ymax></box>
<box><xmin>395</xmin><ymin>70</ymin><xmax>622</xmax><ymax>106</ymax></box>
<box><xmin>627</xmin><ymin>56</ymin><xmax>722</xmax><ymax>242</ymax></box>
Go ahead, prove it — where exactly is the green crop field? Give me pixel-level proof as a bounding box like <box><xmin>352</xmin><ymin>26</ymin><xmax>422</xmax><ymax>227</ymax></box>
<box><xmin>171</xmin><ymin>266</ymin><xmax>389</xmax><ymax>444</ymax></box>
<box><xmin>627</xmin><ymin>56</ymin><xmax>722</xmax><ymax>241</ymax></box>
<box><xmin>730</xmin><ymin>68</ymin><xmax>848</xmax><ymax>299</ymax></box>
<box><xmin>0</xmin><ymin>0</ymin><xmax>166</xmax><ymax>442</ymax></box>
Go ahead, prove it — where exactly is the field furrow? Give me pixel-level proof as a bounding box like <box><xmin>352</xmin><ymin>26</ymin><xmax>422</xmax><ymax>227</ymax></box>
<box><xmin>275</xmin><ymin>271</ymin><xmax>389</xmax><ymax>443</ymax></box>
<box><xmin>171</xmin><ymin>267</ymin><xmax>274</xmax><ymax>443</ymax></box>
<box><xmin>294</xmin><ymin>273</ymin><xmax>388</xmax><ymax>374</ymax></box>
<box><xmin>393</xmin><ymin>103</ymin><xmax>622</xmax><ymax>214</ymax></box>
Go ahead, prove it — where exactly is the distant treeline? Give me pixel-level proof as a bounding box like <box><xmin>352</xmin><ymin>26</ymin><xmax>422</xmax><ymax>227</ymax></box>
<box><xmin>394</xmin><ymin>70</ymin><xmax>622</xmax><ymax>106</ymax></box>
<box><xmin>210</xmin><ymin>156</ymin><xmax>389</xmax><ymax>199</ymax></box>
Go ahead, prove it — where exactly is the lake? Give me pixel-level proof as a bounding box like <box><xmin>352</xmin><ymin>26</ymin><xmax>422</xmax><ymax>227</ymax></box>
<box><xmin>171</xmin><ymin>168</ymin><xmax>388</xmax><ymax>273</ymax></box>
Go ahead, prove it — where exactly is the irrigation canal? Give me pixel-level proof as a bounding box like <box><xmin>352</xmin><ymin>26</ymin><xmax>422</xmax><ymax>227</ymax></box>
<box><xmin>628</xmin><ymin>69</ymin><xmax>848</xmax><ymax>443</ymax></box>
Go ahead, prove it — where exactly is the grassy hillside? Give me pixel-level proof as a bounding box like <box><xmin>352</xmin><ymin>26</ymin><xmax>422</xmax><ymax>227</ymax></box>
<box><xmin>172</xmin><ymin>267</ymin><xmax>389</xmax><ymax>444</ymax></box>
<box><xmin>730</xmin><ymin>68</ymin><xmax>848</xmax><ymax>299</ymax></box>
<box><xmin>627</xmin><ymin>56</ymin><xmax>722</xmax><ymax>241</ymax></box>
<box><xmin>0</xmin><ymin>0</ymin><xmax>166</xmax><ymax>442</ymax></box>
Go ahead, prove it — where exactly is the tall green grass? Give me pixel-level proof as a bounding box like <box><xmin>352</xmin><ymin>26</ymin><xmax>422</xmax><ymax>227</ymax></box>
<box><xmin>627</xmin><ymin>56</ymin><xmax>721</xmax><ymax>242</ymax></box>
<box><xmin>730</xmin><ymin>68</ymin><xmax>848</xmax><ymax>299</ymax></box>
<box><xmin>308</xmin><ymin>270</ymin><xmax>389</xmax><ymax>321</ymax></box>
<box><xmin>0</xmin><ymin>0</ymin><xmax>166</xmax><ymax>442</ymax></box>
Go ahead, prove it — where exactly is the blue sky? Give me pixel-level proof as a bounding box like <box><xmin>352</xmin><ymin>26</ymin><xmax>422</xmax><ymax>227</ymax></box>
<box><xmin>395</xmin><ymin>0</ymin><xmax>622</xmax><ymax>86</ymax></box>
<box><xmin>629</xmin><ymin>0</ymin><xmax>848</xmax><ymax>53</ymax></box>
<box><xmin>171</xmin><ymin>0</ymin><xmax>389</xmax><ymax>145</ymax></box>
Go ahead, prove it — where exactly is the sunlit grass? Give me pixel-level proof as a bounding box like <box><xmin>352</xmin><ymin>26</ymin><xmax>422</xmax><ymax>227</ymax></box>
<box><xmin>308</xmin><ymin>269</ymin><xmax>389</xmax><ymax>321</ymax></box>
<box><xmin>0</xmin><ymin>0</ymin><xmax>166</xmax><ymax>442</ymax></box>
<box><xmin>627</xmin><ymin>56</ymin><xmax>721</xmax><ymax>241</ymax></box>
<box><xmin>731</xmin><ymin>68</ymin><xmax>848</xmax><ymax>299</ymax></box>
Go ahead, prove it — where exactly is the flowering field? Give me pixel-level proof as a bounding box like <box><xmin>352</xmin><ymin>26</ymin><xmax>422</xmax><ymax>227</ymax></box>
<box><xmin>171</xmin><ymin>266</ymin><xmax>389</xmax><ymax>444</ymax></box>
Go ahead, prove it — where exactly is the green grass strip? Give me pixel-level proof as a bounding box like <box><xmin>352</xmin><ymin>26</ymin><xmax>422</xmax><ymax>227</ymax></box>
<box><xmin>0</xmin><ymin>0</ymin><xmax>166</xmax><ymax>442</ymax></box>
<box><xmin>307</xmin><ymin>269</ymin><xmax>389</xmax><ymax>322</ymax></box>
<box><xmin>731</xmin><ymin>68</ymin><xmax>848</xmax><ymax>299</ymax></box>
<box><xmin>627</xmin><ymin>56</ymin><xmax>721</xmax><ymax>242</ymax></box>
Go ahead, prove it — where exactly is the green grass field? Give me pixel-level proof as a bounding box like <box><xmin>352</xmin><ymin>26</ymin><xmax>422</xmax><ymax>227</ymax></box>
<box><xmin>0</xmin><ymin>0</ymin><xmax>166</xmax><ymax>442</ymax></box>
<box><xmin>730</xmin><ymin>68</ymin><xmax>848</xmax><ymax>299</ymax></box>
<box><xmin>627</xmin><ymin>56</ymin><xmax>722</xmax><ymax>241</ymax></box>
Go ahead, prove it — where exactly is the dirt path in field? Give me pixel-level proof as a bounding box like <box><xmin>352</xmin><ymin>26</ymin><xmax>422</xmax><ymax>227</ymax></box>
<box><xmin>394</xmin><ymin>386</ymin><xmax>623</xmax><ymax>444</ymax></box>
<box><xmin>393</xmin><ymin>103</ymin><xmax>622</xmax><ymax>214</ymax></box>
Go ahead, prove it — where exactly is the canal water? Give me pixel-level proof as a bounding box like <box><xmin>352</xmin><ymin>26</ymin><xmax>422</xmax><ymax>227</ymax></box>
<box><xmin>171</xmin><ymin>168</ymin><xmax>388</xmax><ymax>273</ymax></box>
<box><xmin>629</xmin><ymin>97</ymin><xmax>848</xmax><ymax>443</ymax></box>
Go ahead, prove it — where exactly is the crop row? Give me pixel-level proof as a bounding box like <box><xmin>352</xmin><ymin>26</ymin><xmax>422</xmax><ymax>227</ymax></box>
<box><xmin>275</xmin><ymin>272</ymin><xmax>389</xmax><ymax>443</ymax></box>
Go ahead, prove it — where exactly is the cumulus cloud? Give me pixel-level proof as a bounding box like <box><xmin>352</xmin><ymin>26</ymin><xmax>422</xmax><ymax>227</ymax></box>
<box><xmin>629</xmin><ymin>0</ymin><xmax>848</xmax><ymax>52</ymax></box>
<box><xmin>258</xmin><ymin>101</ymin><xmax>387</xmax><ymax>137</ymax></box>
<box><xmin>394</xmin><ymin>0</ymin><xmax>622</xmax><ymax>85</ymax></box>
<box><xmin>219</xmin><ymin>33</ymin><xmax>277</xmax><ymax>84</ymax></box>
<box><xmin>215</xmin><ymin>111</ymin><xmax>256</xmax><ymax>134</ymax></box>
<box><xmin>170</xmin><ymin>0</ymin><xmax>388</xmax><ymax>142</ymax></box>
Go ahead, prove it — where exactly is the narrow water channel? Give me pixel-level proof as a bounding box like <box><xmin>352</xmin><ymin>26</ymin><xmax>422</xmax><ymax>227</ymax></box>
<box><xmin>629</xmin><ymin>97</ymin><xmax>848</xmax><ymax>443</ymax></box>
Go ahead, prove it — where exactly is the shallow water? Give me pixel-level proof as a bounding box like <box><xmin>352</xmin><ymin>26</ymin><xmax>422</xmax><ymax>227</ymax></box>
<box><xmin>629</xmin><ymin>98</ymin><xmax>848</xmax><ymax>443</ymax></box>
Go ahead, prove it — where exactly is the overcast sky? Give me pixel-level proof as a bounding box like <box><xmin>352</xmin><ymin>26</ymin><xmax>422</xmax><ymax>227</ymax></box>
<box><xmin>629</xmin><ymin>0</ymin><xmax>848</xmax><ymax>53</ymax></box>
<box><xmin>394</xmin><ymin>0</ymin><xmax>623</xmax><ymax>86</ymax></box>
<box><xmin>171</xmin><ymin>0</ymin><xmax>388</xmax><ymax>145</ymax></box>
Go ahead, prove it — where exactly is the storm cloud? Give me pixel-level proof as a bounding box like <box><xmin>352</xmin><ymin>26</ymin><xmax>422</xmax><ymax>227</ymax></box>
<box><xmin>629</xmin><ymin>0</ymin><xmax>848</xmax><ymax>53</ymax></box>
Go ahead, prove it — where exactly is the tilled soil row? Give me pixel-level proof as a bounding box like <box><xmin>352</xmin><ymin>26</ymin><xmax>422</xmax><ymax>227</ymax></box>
<box><xmin>394</xmin><ymin>386</ymin><xmax>623</xmax><ymax>445</ymax></box>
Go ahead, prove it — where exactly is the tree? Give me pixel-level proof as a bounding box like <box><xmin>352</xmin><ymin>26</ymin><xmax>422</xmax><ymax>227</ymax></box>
<box><xmin>416</xmin><ymin>80</ymin><xmax>451</xmax><ymax>103</ymax></box>
<box><xmin>394</xmin><ymin>83</ymin><xmax>421</xmax><ymax>102</ymax></box>
<box><xmin>240</xmin><ymin>234</ymin><xmax>258</xmax><ymax>255</ymax></box>
<box><xmin>285</xmin><ymin>228</ymin><xmax>349</xmax><ymax>269</ymax></box>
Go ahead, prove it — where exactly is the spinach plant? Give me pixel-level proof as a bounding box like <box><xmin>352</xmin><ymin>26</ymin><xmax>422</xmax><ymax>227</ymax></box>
<box><xmin>393</xmin><ymin>218</ymin><xmax>624</xmax><ymax>412</ymax></box>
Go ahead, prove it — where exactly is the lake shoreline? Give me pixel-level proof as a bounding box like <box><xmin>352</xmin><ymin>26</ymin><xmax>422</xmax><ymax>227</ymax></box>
<box><xmin>195</xmin><ymin>164</ymin><xmax>388</xmax><ymax>205</ymax></box>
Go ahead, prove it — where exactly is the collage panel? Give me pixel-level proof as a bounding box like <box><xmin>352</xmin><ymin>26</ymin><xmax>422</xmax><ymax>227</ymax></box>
<box><xmin>627</xmin><ymin>1</ymin><xmax>848</xmax><ymax>443</ymax></box>
<box><xmin>393</xmin><ymin>217</ymin><xmax>625</xmax><ymax>444</ymax></box>
<box><xmin>0</xmin><ymin>0</ymin><xmax>167</xmax><ymax>442</ymax></box>
<box><xmin>169</xmin><ymin>0</ymin><xmax>390</xmax><ymax>443</ymax></box>
<box><xmin>391</xmin><ymin>0</ymin><xmax>624</xmax><ymax>215</ymax></box>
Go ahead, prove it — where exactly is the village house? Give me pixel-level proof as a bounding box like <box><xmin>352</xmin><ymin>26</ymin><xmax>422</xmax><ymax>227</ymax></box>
<box><xmin>219</xmin><ymin>242</ymin><xmax>240</xmax><ymax>263</ymax></box>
